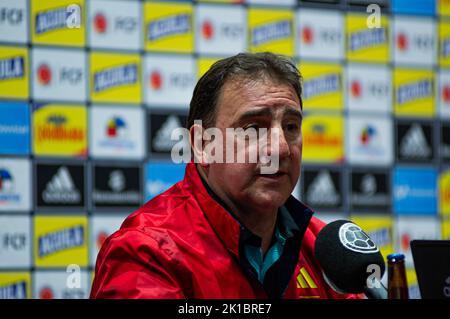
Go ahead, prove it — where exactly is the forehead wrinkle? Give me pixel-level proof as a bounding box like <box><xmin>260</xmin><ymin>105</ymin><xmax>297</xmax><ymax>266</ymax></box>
<box><xmin>228</xmin><ymin>81</ymin><xmax>299</xmax><ymax>107</ymax></box>
<box><xmin>234</xmin><ymin>106</ymin><xmax>302</xmax><ymax>126</ymax></box>
<box><xmin>216</xmin><ymin>79</ymin><xmax>300</xmax><ymax>127</ymax></box>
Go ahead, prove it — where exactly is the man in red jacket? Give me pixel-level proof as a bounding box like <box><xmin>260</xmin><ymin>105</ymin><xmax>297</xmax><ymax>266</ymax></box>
<box><xmin>91</xmin><ymin>52</ymin><xmax>360</xmax><ymax>299</ymax></box>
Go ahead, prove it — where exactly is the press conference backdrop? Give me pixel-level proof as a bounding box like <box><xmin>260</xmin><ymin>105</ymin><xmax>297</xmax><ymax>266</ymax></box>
<box><xmin>0</xmin><ymin>0</ymin><xmax>449</xmax><ymax>299</ymax></box>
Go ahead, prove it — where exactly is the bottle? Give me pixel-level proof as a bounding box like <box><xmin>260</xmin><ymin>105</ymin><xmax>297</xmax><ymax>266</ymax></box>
<box><xmin>387</xmin><ymin>253</ymin><xmax>409</xmax><ymax>299</ymax></box>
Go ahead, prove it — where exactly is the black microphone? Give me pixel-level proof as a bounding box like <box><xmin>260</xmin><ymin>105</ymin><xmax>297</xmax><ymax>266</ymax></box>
<box><xmin>314</xmin><ymin>220</ymin><xmax>387</xmax><ymax>299</ymax></box>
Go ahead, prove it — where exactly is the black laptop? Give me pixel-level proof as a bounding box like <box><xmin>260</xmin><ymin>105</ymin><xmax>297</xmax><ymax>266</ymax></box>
<box><xmin>410</xmin><ymin>240</ymin><xmax>450</xmax><ymax>299</ymax></box>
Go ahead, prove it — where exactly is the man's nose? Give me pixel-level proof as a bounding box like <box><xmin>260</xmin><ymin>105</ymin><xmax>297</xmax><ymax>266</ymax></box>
<box><xmin>267</xmin><ymin>127</ymin><xmax>290</xmax><ymax>160</ymax></box>
<box><xmin>278</xmin><ymin>130</ymin><xmax>291</xmax><ymax>160</ymax></box>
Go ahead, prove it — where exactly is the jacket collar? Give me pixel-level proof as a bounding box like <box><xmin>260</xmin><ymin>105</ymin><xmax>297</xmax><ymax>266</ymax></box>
<box><xmin>183</xmin><ymin>162</ymin><xmax>242</xmax><ymax>258</ymax></box>
<box><xmin>182</xmin><ymin>162</ymin><xmax>314</xmax><ymax>259</ymax></box>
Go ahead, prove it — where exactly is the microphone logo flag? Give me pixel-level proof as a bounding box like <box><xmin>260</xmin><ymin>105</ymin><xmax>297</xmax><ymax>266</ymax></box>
<box><xmin>339</xmin><ymin>222</ymin><xmax>379</xmax><ymax>254</ymax></box>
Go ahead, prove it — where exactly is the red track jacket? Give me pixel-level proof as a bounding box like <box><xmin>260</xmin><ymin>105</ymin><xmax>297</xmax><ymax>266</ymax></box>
<box><xmin>91</xmin><ymin>163</ymin><xmax>360</xmax><ymax>299</ymax></box>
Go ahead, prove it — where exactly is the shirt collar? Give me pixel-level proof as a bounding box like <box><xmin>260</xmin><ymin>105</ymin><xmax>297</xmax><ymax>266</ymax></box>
<box><xmin>278</xmin><ymin>205</ymin><xmax>299</xmax><ymax>240</ymax></box>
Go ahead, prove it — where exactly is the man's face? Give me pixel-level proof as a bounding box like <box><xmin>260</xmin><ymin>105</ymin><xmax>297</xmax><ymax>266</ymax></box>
<box><xmin>205</xmin><ymin>77</ymin><xmax>303</xmax><ymax>213</ymax></box>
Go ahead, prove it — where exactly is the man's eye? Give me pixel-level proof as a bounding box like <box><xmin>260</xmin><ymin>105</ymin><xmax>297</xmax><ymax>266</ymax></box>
<box><xmin>285</xmin><ymin>123</ymin><xmax>299</xmax><ymax>132</ymax></box>
<box><xmin>245</xmin><ymin>124</ymin><xmax>259</xmax><ymax>131</ymax></box>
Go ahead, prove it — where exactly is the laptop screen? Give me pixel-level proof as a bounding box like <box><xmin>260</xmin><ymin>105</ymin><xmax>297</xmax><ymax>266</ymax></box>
<box><xmin>410</xmin><ymin>240</ymin><xmax>450</xmax><ymax>299</ymax></box>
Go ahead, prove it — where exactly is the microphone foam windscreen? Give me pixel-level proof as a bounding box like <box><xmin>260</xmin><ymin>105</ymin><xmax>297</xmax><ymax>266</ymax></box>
<box><xmin>314</xmin><ymin>220</ymin><xmax>385</xmax><ymax>293</ymax></box>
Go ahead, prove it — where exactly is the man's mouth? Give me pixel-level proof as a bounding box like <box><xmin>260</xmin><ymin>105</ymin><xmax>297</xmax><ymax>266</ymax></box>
<box><xmin>259</xmin><ymin>171</ymin><xmax>288</xmax><ymax>179</ymax></box>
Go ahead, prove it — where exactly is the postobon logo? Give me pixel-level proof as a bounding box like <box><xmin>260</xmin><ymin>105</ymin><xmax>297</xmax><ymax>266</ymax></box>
<box><xmin>38</xmin><ymin>115</ymin><xmax>84</xmax><ymax>143</ymax></box>
<box><xmin>32</xmin><ymin>104</ymin><xmax>87</xmax><ymax>157</ymax></box>
<box><xmin>302</xmin><ymin>114</ymin><xmax>343</xmax><ymax>163</ymax></box>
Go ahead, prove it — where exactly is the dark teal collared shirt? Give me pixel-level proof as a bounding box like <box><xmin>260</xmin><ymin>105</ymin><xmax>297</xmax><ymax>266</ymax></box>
<box><xmin>198</xmin><ymin>169</ymin><xmax>313</xmax><ymax>298</ymax></box>
<box><xmin>244</xmin><ymin>206</ymin><xmax>299</xmax><ymax>283</ymax></box>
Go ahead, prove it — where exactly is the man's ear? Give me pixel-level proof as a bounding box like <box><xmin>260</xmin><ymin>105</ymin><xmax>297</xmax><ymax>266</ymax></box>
<box><xmin>189</xmin><ymin>123</ymin><xmax>208</xmax><ymax>167</ymax></box>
